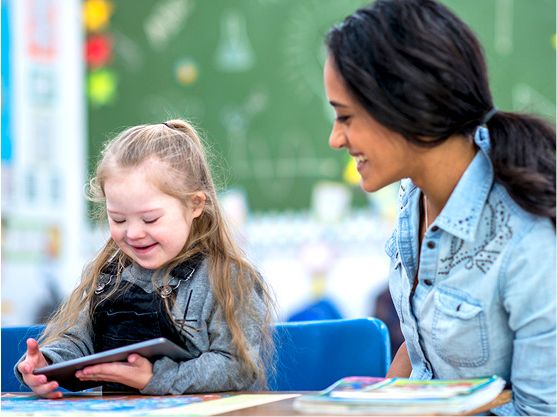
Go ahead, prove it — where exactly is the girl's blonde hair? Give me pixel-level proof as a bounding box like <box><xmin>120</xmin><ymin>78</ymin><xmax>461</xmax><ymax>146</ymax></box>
<box><xmin>41</xmin><ymin>119</ymin><xmax>275</xmax><ymax>386</ymax></box>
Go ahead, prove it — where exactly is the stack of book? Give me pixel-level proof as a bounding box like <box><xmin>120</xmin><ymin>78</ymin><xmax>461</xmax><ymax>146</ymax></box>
<box><xmin>293</xmin><ymin>376</ymin><xmax>506</xmax><ymax>415</ymax></box>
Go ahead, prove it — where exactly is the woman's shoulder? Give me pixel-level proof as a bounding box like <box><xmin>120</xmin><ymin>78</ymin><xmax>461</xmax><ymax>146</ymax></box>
<box><xmin>490</xmin><ymin>181</ymin><xmax>555</xmax><ymax>240</ymax></box>
<box><xmin>484</xmin><ymin>183</ymin><xmax>555</xmax><ymax>281</ymax></box>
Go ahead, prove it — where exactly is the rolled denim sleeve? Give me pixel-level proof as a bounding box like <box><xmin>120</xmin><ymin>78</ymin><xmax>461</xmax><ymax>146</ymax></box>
<box><xmin>498</xmin><ymin>220</ymin><xmax>556</xmax><ymax>416</ymax></box>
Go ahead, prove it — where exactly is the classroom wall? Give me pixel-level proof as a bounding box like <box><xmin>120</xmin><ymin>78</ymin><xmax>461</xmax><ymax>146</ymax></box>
<box><xmin>2</xmin><ymin>0</ymin><xmax>555</xmax><ymax>326</ymax></box>
<box><xmin>1</xmin><ymin>0</ymin><xmax>87</xmax><ymax>325</ymax></box>
<box><xmin>86</xmin><ymin>0</ymin><xmax>556</xmax><ymax>212</ymax></box>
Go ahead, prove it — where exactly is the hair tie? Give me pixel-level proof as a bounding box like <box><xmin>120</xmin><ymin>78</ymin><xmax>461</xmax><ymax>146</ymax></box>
<box><xmin>481</xmin><ymin>107</ymin><xmax>497</xmax><ymax>125</ymax></box>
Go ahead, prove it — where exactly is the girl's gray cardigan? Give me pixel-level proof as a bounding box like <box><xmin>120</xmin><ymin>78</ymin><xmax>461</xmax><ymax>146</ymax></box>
<box><xmin>16</xmin><ymin>257</ymin><xmax>267</xmax><ymax>394</ymax></box>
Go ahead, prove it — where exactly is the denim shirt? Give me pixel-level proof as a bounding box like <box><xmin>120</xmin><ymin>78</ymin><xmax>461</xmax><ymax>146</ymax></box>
<box><xmin>386</xmin><ymin>128</ymin><xmax>556</xmax><ymax>415</ymax></box>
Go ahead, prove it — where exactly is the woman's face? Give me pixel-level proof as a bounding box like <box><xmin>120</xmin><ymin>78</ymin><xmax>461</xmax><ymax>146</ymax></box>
<box><xmin>323</xmin><ymin>56</ymin><xmax>417</xmax><ymax>193</ymax></box>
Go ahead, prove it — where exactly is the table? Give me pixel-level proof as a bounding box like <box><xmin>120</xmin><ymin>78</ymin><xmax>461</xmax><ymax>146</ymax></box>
<box><xmin>1</xmin><ymin>390</ymin><xmax>512</xmax><ymax>416</ymax></box>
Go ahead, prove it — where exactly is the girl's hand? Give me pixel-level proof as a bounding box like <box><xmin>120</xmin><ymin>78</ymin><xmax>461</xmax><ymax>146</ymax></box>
<box><xmin>17</xmin><ymin>338</ymin><xmax>63</xmax><ymax>399</ymax></box>
<box><xmin>75</xmin><ymin>354</ymin><xmax>153</xmax><ymax>390</ymax></box>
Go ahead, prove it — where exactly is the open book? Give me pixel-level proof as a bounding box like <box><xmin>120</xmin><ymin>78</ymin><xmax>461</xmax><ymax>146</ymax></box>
<box><xmin>293</xmin><ymin>376</ymin><xmax>506</xmax><ymax>415</ymax></box>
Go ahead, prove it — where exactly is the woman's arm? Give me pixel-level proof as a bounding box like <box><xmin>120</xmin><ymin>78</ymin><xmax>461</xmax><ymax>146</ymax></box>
<box><xmin>496</xmin><ymin>222</ymin><xmax>556</xmax><ymax>416</ymax></box>
<box><xmin>386</xmin><ymin>341</ymin><xmax>412</xmax><ymax>378</ymax></box>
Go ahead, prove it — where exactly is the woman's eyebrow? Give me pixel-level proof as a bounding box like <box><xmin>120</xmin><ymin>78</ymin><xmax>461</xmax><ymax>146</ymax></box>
<box><xmin>329</xmin><ymin>100</ymin><xmax>349</xmax><ymax>108</ymax></box>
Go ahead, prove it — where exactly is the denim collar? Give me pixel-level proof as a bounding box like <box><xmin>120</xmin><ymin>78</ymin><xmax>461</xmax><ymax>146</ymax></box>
<box><xmin>434</xmin><ymin>127</ymin><xmax>494</xmax><ymax>241</ymax></box>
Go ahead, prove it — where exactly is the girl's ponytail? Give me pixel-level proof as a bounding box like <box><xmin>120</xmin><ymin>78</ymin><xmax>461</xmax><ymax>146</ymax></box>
<box><xmin>487</xmin><ymin>112</ymin><xmax>555</xmax><ymax>226</ymax></box>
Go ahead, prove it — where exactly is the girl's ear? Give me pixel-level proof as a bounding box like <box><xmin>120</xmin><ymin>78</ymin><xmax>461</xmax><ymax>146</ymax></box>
<box><xmin>191</xmin><ymin>192</ymin><xmax>206</xmax><ymax>219</ymax></box>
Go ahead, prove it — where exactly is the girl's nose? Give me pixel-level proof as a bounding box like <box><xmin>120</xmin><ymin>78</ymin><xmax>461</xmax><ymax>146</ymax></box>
<box><xmin>125</xmin><ymin>221</ymin><xmax>146</xmax><ymax>240</ymax></box>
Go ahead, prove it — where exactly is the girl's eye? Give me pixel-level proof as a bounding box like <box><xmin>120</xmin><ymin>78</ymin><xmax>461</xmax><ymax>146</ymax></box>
<box><xmin>143</xmin><ymin>218</ymin><xmax>159</xmax><ymax>224</ymax></box>
<box><xmin>336</xmin><ymin>115</ymin><xmax>351</xmax><ymax>124</ymax></box>
<box><xmin>111</xmin><ymin>219</ymin><xmax>125</xmax><ymax>224</ymax></box>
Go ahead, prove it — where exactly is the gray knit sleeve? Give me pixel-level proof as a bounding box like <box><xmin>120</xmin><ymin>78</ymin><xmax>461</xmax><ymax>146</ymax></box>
<box><xmin>14</xmin><ymin>308</ymin><xmax>95</xmax><ymax>386</ymax></box>
<box><xmin>141</xmin><ymin>286</ymin><xmax>266</xmax><ymax>394</ymax></box>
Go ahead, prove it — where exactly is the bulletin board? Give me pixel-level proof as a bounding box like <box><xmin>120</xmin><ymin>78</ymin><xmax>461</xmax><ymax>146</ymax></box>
<box><xmin>85</xmin><ymin>0</ymin><xmax>556</xmax><ymax>212</ymax></box>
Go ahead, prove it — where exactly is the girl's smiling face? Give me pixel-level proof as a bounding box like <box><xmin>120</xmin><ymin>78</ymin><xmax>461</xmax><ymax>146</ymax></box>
<box><xmin>324</xmin><ymin>56</ymin><xmax>417</xmax><ymax>193</ymax></box>
<box><xmin>104</xmin><ymin>159</ymin><xmax>204</xmax><ymax>270</ymax></box>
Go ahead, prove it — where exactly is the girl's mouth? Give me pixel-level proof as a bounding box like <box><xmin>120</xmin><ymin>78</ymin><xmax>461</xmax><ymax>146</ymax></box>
<box><xmin>131</xmin><ymin>243</ymin><xmax>158</xmax><ymax>254</ymax></box>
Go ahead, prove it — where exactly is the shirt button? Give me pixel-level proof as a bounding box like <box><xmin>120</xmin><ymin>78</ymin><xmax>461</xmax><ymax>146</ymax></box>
<box><xmin>431</xmin><ymin>226</ymin><xmax>439</xmax><ymax>232</ymax></box>
<box><xmin>424</xmin><ymin>279</ymin><xmax>433</xmax><ymax>286</ymax></box>
<box><xmin>427</xmin><ymin>241</ymin><xmax>436</xmax><ymax>249</ymax></box>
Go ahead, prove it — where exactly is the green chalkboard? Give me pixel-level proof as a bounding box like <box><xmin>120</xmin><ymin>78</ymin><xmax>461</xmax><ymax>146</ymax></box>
<box><xmin>87</xmin><ymin>0</ymin><xmax>555</xmax><ymax>212</ymax></box>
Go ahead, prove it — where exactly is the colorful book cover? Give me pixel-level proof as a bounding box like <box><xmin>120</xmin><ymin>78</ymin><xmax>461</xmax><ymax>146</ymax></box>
<box><xmin>293</xmin><ymin>375</ymin><xmax>507</xmax><ymax>415</ymax></box>
<box><xmin>329</xmin><ymin>376</ymin><xmax>501</xmax><ymax>400</ymax></box>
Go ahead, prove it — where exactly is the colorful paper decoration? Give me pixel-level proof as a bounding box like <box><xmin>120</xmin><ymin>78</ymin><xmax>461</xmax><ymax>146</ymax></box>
<box><xmin>85</xmin><ymin>34</ymin><xmax>112</xmax><ymax>68</ymax></box>
<box><xmin>83</xmin><ymin>0</ymin><xmax>114</xmax><ymax>33</ymax></box>
<box><xmin>175</xmin><ymin>58</ymin><xmax>199</xmax><ymax>86</ymax></box>
<box><xmin>87</xmin><ymin>68</ymin><xmax>117</xmax><ymax>106</ymax></box>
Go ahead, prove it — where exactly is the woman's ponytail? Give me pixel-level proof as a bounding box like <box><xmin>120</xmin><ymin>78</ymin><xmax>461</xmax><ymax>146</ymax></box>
<box><xmin>487</xmin><ymin>112</ymin><xmax>555</xmax><ymax>226</ymax></box>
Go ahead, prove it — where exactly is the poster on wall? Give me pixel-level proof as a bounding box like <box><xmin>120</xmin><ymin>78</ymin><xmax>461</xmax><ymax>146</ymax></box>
<box><xmin>1</xmin><ymin>0</ymin><xmax>86</xmax><ymax>326</ymax></box>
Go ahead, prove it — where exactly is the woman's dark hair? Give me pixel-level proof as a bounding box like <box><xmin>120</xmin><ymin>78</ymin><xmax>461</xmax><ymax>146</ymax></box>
<box><xmin>326</xmin><ymin>0</ymin><xmax>555</xmax><ymax>225</ymax></box>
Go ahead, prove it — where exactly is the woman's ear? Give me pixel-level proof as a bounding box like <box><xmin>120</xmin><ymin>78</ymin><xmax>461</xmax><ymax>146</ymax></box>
<box><xmin>191</xmin><ymin>192</ymin><xmax>206</xmax><ymax>219</ymax></box>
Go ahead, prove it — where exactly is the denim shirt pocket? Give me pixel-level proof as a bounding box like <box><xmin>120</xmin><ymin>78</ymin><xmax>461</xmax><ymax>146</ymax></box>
<box><xmin>432</xmin><ymin>287</ymin><xmax>488</xmax><ymax>367</ymax></box>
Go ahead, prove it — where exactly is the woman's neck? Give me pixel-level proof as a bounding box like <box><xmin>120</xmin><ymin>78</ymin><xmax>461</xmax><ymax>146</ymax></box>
<box><xmin>410</xmin><ymin>134</ymin><xmax>478</xmax><ymax>221</ymax></box>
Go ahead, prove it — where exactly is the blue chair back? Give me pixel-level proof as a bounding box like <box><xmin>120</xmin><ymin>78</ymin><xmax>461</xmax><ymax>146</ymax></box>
<box><xmin>269</xmin><ymin>317</ymin><xmax>391</xmax><ymax>391</ymax></box>
<box><xmin>1</xmin><ymin>325</ymin><xmax>45</xmax><ymax>392</ymax></box>
<box><xmin>287</xmin><ymin>298</ymin><xmax>343</xmax><ymax>322</ymax></box>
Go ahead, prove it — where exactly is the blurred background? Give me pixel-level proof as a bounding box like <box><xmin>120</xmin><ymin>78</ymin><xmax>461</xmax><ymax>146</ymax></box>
<box><xmin>1</xmin><ymin>0</ymin><xmax>555</xmax><ymax>354</ymax></box>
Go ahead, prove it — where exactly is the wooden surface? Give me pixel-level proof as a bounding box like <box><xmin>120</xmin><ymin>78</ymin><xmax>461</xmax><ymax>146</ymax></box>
<box><xmin>220</xmin><ymin>390</ymin><xmax>512</xmax><ymax>416</ymax></box>
<box><xmin>1</xmin><ymin>390</ymin><xmax>511</xmax><ymax>416</ymax></box>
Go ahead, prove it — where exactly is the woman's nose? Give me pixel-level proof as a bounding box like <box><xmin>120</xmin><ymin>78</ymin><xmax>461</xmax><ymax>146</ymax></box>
<box><xmin>329</xmin><ymin>126</ymin><xmax>346</xmax><ymax>149</ymax></box>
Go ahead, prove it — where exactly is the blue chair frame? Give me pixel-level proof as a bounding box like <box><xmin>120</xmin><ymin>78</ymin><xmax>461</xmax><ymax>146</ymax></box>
<box><xmin>269</xmin><ymin>317</ymin><xmax>391</xmax><ymax>391</ymax></box>
<box><xmin>1</xmin><ymin>325</ymin><xmax>45</xmax><ymax>392</ymax></box>
<box><xmin>2</xmin><ymin>319</ymin><xmax>391</xmax><ymax>392</ymax></box>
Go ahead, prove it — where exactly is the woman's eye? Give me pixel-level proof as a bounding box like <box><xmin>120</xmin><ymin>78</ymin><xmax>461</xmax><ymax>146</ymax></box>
<box><xmin>144</xmin><ymin>218</ymin><xmax>159</xmax><ymax>224</ymax></box>
<box><xmin>111</xmin><ymin>219</ymin><xmax>125</xmax><ymax>224</ymax></box>
<box><xmin>336</xmin><ymin>115</ymin><xmax>351</xmax><ymax>124</ymax></box>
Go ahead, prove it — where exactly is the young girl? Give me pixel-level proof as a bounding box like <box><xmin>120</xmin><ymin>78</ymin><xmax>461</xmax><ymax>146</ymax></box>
<box><xmin>324</xmin><ymin>0</ymin><xmax>555</xmax><ymax>415</ymax></box>
<box><xmin>16</xmin><ymin>119</ymin><xmax>275</xmax><ymax>398</ymax></box>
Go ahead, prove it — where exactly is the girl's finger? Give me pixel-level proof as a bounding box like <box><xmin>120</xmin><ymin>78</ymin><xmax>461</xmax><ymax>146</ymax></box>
<box><xmin>25</xmin><ymin>374</ymin><xmax>48</xmax><ymax>387</ymax></box>
<box><xmin>42</xmin><ymin>390</ymin><xmax>64</xmax><ymax>400</ymax></box>
<box><xmin>33</xmin><ymin>381</ymin><xmax>59</xmax><ymax>396</ymax></box>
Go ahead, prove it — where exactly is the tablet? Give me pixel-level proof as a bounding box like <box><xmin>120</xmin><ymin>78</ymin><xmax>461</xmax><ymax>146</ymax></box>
<box><xmin>33</xmin><ymin>337</ymin><xmax>189</xmax><ymax>391</ymax></box>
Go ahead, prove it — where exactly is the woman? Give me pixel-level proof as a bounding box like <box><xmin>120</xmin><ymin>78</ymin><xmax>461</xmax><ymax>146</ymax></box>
<box><xmin>324</xmin><ymin>0</ymin><xmax>555</xmax><ymax>415</ymax></box>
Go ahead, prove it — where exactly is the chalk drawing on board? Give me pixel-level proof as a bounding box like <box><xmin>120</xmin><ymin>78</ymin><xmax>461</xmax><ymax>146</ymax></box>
<box><xmin>282</xmin><ymin>2</ymin><xmax>330</xmax><ymax>102</ymax></box>
<box><xmin>281</xmin><ymin>2</ymin><xmax>364</xmax><ymax>98</ymax></box>
<box><xmin>495</xmin><ymin>0</ymin><xmax>513</xmax><ymax>55</ymax></box>
<box><xmin>220</xmin><ymin>90</ymin><xmax>269</xmax><ymax>177</ymax></box>
<box><xmin>112</xmin><ymin>31</ymin><xmax>144</xmax><ymax>72</ymax></box>
<box><xmin>281</xmin><ymin>1</ymin><xmax>365</xmax><ymax>121</ymax></box>
<box><xmin>512</xmin><ymin>83</ymin><xmax>556</xmax><ymax>119</ymax></box>
<box><xmin>144</xmin><ymin>0</ymin><xmax>194</xmax><ymax>51</ymax></box>
<box><xmin>215</xmin><ymin>10</ymin><xmax>255</xmax><ymax>72</ymax></box>
<box><xmin>240</xmin><ymin>130</ymin><xmax>339</xmax><ymax>200</ymax></box>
